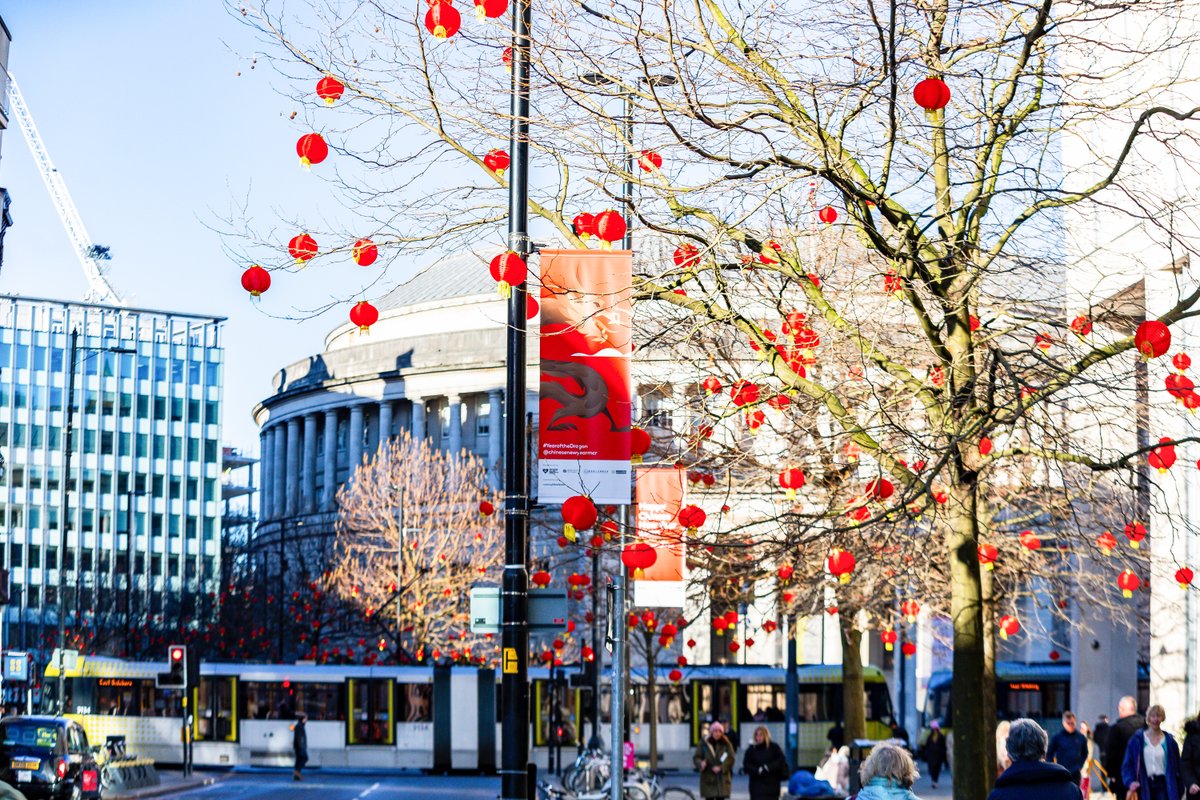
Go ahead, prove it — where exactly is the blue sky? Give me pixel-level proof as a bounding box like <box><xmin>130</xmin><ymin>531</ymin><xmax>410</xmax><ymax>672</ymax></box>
<box><xmin>0</xmin><ymin>1</ymin><xmax>414</xmax><ymax>451</ymax></box>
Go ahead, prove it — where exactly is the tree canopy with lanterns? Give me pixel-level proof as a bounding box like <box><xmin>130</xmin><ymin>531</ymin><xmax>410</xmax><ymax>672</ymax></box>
<box><xmin>229</xmin><ymin>1</ymin><xmax>1200</xmax><ymax>797</ymax></box>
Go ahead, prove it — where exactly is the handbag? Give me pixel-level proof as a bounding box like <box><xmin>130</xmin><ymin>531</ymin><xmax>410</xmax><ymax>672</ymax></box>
<box><xmin>1126</xmin><ymin>750</ymin><xmax>1142</xmax><ymax>800</ymax></box>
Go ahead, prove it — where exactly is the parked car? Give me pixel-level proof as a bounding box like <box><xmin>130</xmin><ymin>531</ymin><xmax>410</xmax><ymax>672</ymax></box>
<box><xmin>0</xmin><ymin>717</ymin><xmax>99</xmax><ymax>800</ymax></box>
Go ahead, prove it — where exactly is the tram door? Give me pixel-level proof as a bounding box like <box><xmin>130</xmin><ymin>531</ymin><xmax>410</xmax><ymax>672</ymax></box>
<box><xmin>347</xmin><ymin>679</ymin><xmax>395</xmax><ymax>745</ymax></box>
<box><xmin>690</xmin><ymin>679</ymin><xmax>740</xmax><ymax>746</ymax></box>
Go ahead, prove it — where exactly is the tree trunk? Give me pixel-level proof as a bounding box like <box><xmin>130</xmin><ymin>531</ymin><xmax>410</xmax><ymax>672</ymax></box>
<box><xmin>647</xmin><ymin>646</ymin><xmax>659</xmax><ymax>769</ymax></box>
<box><xmin>981</xmin><ymin>551</ymin><xmax>998</xmax><ymax>785</ymax></box>
<box><xmin>948</xmin><ymin>481</ymin><xmax>989</xmax><ymax>800</ymax></box>
<box><xmin>841</xmin><ymin>614</ymin><xmax>866</xmax><ymax>742</ymax></box>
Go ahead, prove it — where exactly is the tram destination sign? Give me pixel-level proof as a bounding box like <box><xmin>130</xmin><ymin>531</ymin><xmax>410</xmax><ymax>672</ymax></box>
<box><xmin>469</xmin><ymin>587</ymin><xmax>568</xmax><ymax>634</ymax></box>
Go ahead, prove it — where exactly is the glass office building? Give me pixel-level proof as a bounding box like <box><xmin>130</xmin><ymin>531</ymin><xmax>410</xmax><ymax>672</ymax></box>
<box><xmin>0</xmin><ymin>295</ymin><xmax>225</xmax><ymax>658</ymax></box>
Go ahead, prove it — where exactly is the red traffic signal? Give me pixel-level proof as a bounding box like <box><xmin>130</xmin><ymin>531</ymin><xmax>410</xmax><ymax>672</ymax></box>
<box><xmin>169</xmin><ymin>646</ymin><xmax>185</xmax><ymax>663</ymax></box>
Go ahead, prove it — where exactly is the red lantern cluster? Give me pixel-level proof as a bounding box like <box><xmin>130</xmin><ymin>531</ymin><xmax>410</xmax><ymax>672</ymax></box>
<box><xmin>489</xmin><ymin>251</ymin><xmax>528</xmax><ymax>298</ymax></box>
<box><xmin>349</xmin><ymin>301</ymin><xmax>379</xmax><ymax>333</ymax></box>
<box><xmin>581</xmin><ymin>210</ymin><xmax>626</xmax><ymax>249</ymax></box>
<box><xmin>827</xmin><ymin>548</ymin><xmax>856</xmax><ymax>583</ymax></box>
<box><xmin>731</xmin><ymin>380</ymin><xmax>759</xmax><ymax>407</ymax></box>
<box><xmin>531</xmin><ymin>570</ymin><xmax>552</xmax><ymax>588</ymax></box>
<box><xmin>241</xmin><ymin>265</ymin><xmax>271</xmax><ymax>298</ymax></box>
<box><xmin>561</xmin><ymin>495</ymin><xmax>597</xmax><ymax>542</ymax></box>
<box><xmin>621</xmin><ymin>542</ymin><xmax>658</xmax><ymax>578</ymax></box>
<box><xmin>1071</xmin><ymin>315</ymin><xmax>1093</xmax><ymax>338</ymax></box>
<box><xmin>296</xmin><ymin>133</ymin><xmax>329</xmax><ymax>169</ymax></box>
<box><xmin>678</xmin><ymin>504</ymin><xmax>707</xmax><ymax>534</ymax></box>
<box><xmin>473</xmin><ymin>0</ymin><xmax>507</xmax><ymax>20</ymax></box>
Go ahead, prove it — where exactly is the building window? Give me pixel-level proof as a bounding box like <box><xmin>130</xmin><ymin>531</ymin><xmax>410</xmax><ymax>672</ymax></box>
<box><xmin>478</xmin><ymin>401</ymin><xmax>491</xmax><ymax>437</ymax></box>
<box><xmin>643</xmin><ymin>393</ymin><xmax>672</xmax><ymax>430</ymax></box>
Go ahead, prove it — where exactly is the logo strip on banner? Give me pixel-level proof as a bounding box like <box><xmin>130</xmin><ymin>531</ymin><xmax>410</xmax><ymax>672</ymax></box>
<box><xmin>634</xmin><ymin>467</ymin><xmax>687</xmax><ymax>608</ymax></box>
<box><xmin>537</xmin><ymin>249</ymin><xmax>633</xmax><ymax>505</ymax></box>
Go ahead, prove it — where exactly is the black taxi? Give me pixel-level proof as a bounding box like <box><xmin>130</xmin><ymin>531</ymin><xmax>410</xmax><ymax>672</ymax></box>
<box><xmin>0</xmin><ymin>716</ymin><xmax>100</xmax><ymax>799</ymax></box>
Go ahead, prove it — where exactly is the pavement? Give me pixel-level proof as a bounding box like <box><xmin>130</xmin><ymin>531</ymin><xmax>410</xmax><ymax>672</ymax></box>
<box><xmin>129</xmin><ymin>768</ymin><xmax>957</xmax><ymax>800</ymax></box>
<box><xmin>106</xmin><ymin>771</ymin><xmax>228</xmax><ymax>800</ymax></box>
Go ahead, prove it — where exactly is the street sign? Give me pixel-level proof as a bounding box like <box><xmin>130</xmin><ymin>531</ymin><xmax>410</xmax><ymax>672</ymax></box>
<box><xmin>2</xmin><ymin>653</ymin><xmax>27</xmax><ymax>682</ymax></box>
<box><xmin>605</xmin><ymin>583</ymin><xmax>615</xmax><ymax>653</ymax></box>
<box><xmin>503</xmin><ymin>647</ymin><xmax>518</xmax><ymax>674</ymax></box>
<box><xmin>50</xmin><ymin>649</ymin><xmax>79</xmax><ymax>673</ymax></box>
<box><xmin>469</xmin><ymin>586</ymin><xmax>569</xmax><ymax>633</ymax></box>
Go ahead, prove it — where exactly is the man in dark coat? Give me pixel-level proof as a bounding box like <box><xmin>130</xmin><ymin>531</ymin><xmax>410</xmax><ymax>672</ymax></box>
<box><xmin>1046</xmin><ymin>711</ymin><xmax>1089</xmax><ymax>786</ymax></box>
<box><xmin>1093</xmin><ymin>714</ymin><xmax>1111</xmax><ymax>762</ymax></box>
<box><xmin>1182</xmin><ymin>714</ymin><xmax>1200</xmax><ymax>796</ymax></box>
<box><xmin>922</xmin><ymin>720</ymin><xmax>949</xmax><ymax>789</ymax></box>
<box><xmin>988</xmin><ymin>718</ymin><xmax>1083</xmax><ymax>800</ymax></box>
<box><xmin>1104</xmin><ymin>696</ymin><xmax>1145</xmax><ymax>800</ymax></box>
<box><xmin>292</xmin><ymin>711</ymin><xmax>309</xmax><ymax>781</ymax></box>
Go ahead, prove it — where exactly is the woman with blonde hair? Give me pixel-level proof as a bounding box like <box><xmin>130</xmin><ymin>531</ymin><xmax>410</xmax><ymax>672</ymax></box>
<box><xmin>1122</xmin><ymin>704</ymin><xmax>1182</xmax><ymax>800</ymax></box>
<box><xmin>742</xmin><ymin>725</ymin><xmax>788</xmax><ymax>799</ymax></box>
<box><xmin>852</xmin><ymin>742</ymin><xmax>923</xmax><ymax>800</ymax></box>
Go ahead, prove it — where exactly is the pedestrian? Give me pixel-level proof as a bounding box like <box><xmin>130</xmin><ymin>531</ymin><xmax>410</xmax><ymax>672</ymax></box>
<box><xmin>851</xmin><ymin>742</ymin><xmax>923</xmax><ymax>800</ymax></box>
<box><xmin>1078</xmin><ymin>721</ymin><xmax>1094</xmax><ymax>796</ymax></box>
<box><xmin>921</xmin><ymin>720</ymin><xmax>949</xmax><ymax>790</ymax></box>
<box><xmin>694</xmin><ymin>721</ymin><xmax>737</xmax><ymax>800</ymax></box>
<box><xmin>292</xmin><ymin>710</ymin><xmax>308</xmax><ymax>781</ymax></box>
<box><xmin>742</xmin><ymin>725</ymin><xmax>788</xmax><ymax>800</ymax></box>
<box><xmin>1181</xmin><ymin>710</ymin><xmax>1200</xmax><ymax>796</ymax></box>
<box><xmin>720</xmin><ymin>717</ymin><xmax>741</xmax><ymax>751</ymax></box>
<box><xmin>1093</xmin><ymin>714</ymin><xmax>1112</xmax><ymax>763</ymax></box>
<box><xmin>1047</xmin><ymin>711</ymin><xmax>1090</xmax><ymax>786</ymax></box>
<box><xmin>1104</xmin><ymin>695</ymin><xmax>1145</xmax><ymax>800</ymax></box>
<box><xmin>987</xmin><ymin>718</ymin><xmax>1082</xmax><ymax>800</ymax></box>
<box><xmin>828</xmin><ymin>720</ymin><xmax>845</xmax><ymax>750</ymax></box>
<box><xmin>1121</xmin><ymin>704</ymin><xmax>1182</xmax><ymax>800</ymax></box>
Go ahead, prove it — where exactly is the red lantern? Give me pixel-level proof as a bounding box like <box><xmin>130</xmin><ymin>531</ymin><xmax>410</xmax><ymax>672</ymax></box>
<box><xmin>978</xmin><ymin>436</ymin><xmax>993</xmax><ymax>456</ymax></box>
<box><xmin>674</xmin><ymin>243</ymin><xmax>700</xmax><ymax>268</ymax></box>
<box><xmin>745</xmin><ymin>409</ymin><xmax>766</xmax><ymax>434</ymax></box>
<box><xmin>978</xmin><ymin>543</ymin><xmax>999</xmax><ymax>571</ymax></box>
<box><xmin>728</xmin><ymin>640</ymin><xmax>740</xmax><ymax>653</ymax></box>
<box><xmin>817</xmin><ymin>206</ymin><xmax>838</xmax><ymax>224</ymax></box>
<box><xmin>1148</xmin><ymin>437</ymin><xmax>1176</xmax><ymax>473</ymax></box>
<box><xmin>572</xmin><ymin>213</ymin><xmax>596</xmax><ymax>240</ymax></box>
<box><xmin>1017</xmin><ymin>530</ymin><xmax>1040</xmax><ymax>551</ymax></box>
<box><xmin>929</xmin><ymin>365</ymin><xmax>945</xmax><ymax>388</ymax></box>
<box><xmin>531</xmin><ymin>570</ymin><xmax>551</xmax><ymax>588</ymax></box>
<box><xmin>593</xmin><ymin>210</ymin><xmax>627</xmax><ymax>249</ymax></box>
<box><xmin>762</xmin><ymin>620</ymin><xmax>778</xmax><ymax>634</ymax></box>
<box><xmin>424</xmin><ymin>0</ymin><xmax>461</xmax><ymax>38</ymax></box>
<box><xmin>241</xmin><ymin>265</ymin><xmax>271</xmax><ymax>298</ymax></box>
<box><xmin>881</xmin><ymin>630</ymin><xmax>898</xmax><ymax>651</ymax></box>
<box><xmin>1097</xmin><ymin>531</ymin><xmax>1118</xmax><ymax>555</ymax></box>
<box><xmin>913</xmin><ymin>77</ymin><xmax>951</xmax><ymax>111</ymax></box>
<box><xmin>631</xmin><ymin>427</ymin><xmax>651</xmax><ymax>465</ymax></box>
<box><xmin>478</xmin><ymin>500</ymin><xmax>495</xmax><ymax>517</ymax></box>
<box><xmin>827</xmin><ymin>549</ymin><xmax>856</xmax><ymax>583</ymax></box>
<box><xmin>901</xmin><ymin>600</ymin><xmax>920</xmax><ymax>623</ymax></box>
<box><xmin>296</xmin><ymin>133</ymin><xmax>329</xmax><ymax>169</ymax></box>
<box><xmin>621</xmin><ymin>542</ymin><xmax>657</xmax><ymax>578</ymax></box>
<box><xmin>678</xmin><ymin>505</ymin><xmax>706</xmax><ymax>534</ymax></box>
<box><xmin>1176</xmin><ymin>566</ymin><xmax>1194</xmax><ymax>589</ymax></box>
<box><xmin>349</xmin><ymin>301</ymin><xmax>379</xmax><ymax>333</ymax></box>
<box><xmin>639</xmin><ymin>150</ymin><xmax>663</xmax><ymax>172</ymax></box>
<box><xmin>352</xmin><ymin>238</ymin><xmax>378</xmax><ymax>267</ymax></box>
<box><xmin>1049</xmin><ymin>650</ymin><xmax>1061</xmax><ymax>661</ymax></box>
<box><xmin>1117</xmin><ymin>569</ymin><xmax>1140</xmax><ymax>598</ymax></box>
<box><xmin>483</xmin><ymin>149</ymin><xmax>510</xmax><ymax>175</ymax></box>
<box><xmin>316</xmin><ymin>76</ymin><xmax>345</xmax><ymax>105</ymax></box>
<box><xmin>998</xmin><ymin>615</ymin><xmax>1020</xmax><ymax>640</ymax></box>
<box><xmin>582</xmin><ymin>646</ymin><xmax>595</xmax><ymax>662</ymax></box>
<box><xmin>866</xmin><ymin>478</ymin><xmax>894</xmax><ymax>502</ymax></box>
<box><xmin>473</xmin><ymin>0</ymin><xmax>507</xmax><ymax>18</ymax></box>
<box><xmin>1034</xmin><ymin>333</ymin><xmax>1053</xmax><ymax>351</ymax></box>
<box><xmin>489</xmin><ymin>251</ymin><xmax>527</xmax><ymax>298</ymax></box>
<box><xmin>668</xmin><ymin>668</ymin><xmax>683</xmax><ymax>684</ymax></box>
<box><xmin>526</xmin><ymin>295</ymin><xmax>539</xmax><ymax>320</ymax></box>
<box><xmin>730</xmin><ymin>380</ymin><xmax>759</xmax><ymax>407</ymax></box>
<box><xmin>1134</xmin><ymin>320</ymin><xmax>1171</xmax><ymax>359</ymax></box>
<box><xmin>1125</xmin><ymin>521</ymin><xmax>1147</xmax><ymax>549</ymax></box>
<box><xmin>561</xmin><ymin>495</ymin><xmax>597</xmax><ymax>541</ymax></box>
<box><xmin>901</xmin><ymin>642</ymin><xmax>917</xmax><ymax>657</ymax></box>
<box><xmin>777</xmin><ymin>565</ymin><xmax>794</xmax><ymax>583</ymax></box>
<box><xmin>1071</xmin><ymin>315</ymin><xmax>1093</xmax><ymax>338</ymax></box>
<box><xmin>1174</xmin><ymin>352</ymin><xmax>1192</xmax><ymax>372</ymax></box>
<box><xmin>778</xmin><ymin>467</ymin><xmax>806</xmax><ymax>500</ymax></box>
<box><xmin>701</xmin><ymin>376</ymin><xmax>722</xmax><ymax>396</ymax></box>
<box><xmin>288</xmin><ymin>233</ymin><xmax>318</xmax><ymax>264</ymax></box>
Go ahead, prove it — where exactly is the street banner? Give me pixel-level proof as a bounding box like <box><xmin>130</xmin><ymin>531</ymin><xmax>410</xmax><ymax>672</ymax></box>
<box><xmin>634</xmin><ymin>467</ymin><xmax>686</xmax><ymax>607</ymax></box>
<box><xmin>537</xmin><ymin>249</ymin><xmax>633</xmax><ymax>504</ymax></box>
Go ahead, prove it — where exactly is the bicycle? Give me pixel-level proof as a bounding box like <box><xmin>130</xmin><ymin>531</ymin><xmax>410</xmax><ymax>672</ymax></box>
<box><xmin>562</xmin><ymin>747</ymin><xmax>610</xmax><ymax>793</ymax></box>
<box><xmin>537</xmin><ymin>778</ymin><xmax>650</xmax><ymax>800</ymax></box>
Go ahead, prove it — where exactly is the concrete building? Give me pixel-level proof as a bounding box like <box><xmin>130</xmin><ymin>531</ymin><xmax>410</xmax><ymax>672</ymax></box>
<box><xmin>0</xmin><ymin>295</ymin><xmax>225</xmax><ymax>657</ymax></box>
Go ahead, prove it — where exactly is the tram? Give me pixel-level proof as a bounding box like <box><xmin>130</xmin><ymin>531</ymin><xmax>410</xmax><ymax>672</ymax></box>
<box><xmin>42</xmin><ymin>657</ymin><xmax>894</xmax><ymax>771</ymax></box>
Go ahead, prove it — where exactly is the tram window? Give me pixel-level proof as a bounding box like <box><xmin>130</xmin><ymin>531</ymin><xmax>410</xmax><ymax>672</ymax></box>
<box><xmin>654</xmin><ymin>684</ymin><xmax>691</xmax><ymax>724</ymax></box>
<box><xmin>744</xmin><ymin>685</ymin><xmax>787</xmax><ymax>722</ymax></box>
<box><xmin>397</xmin><ymin>683</ymin><xmax>432</xmax><ymax>723</ymax></box>
<box><xmin>95</xmin><ymin>678</ymin><xmax>151</xmax><ymax>716</ymax></box>
<box><xmin>866</xmin><ymin>684</ymin><xmax>895</xmax><ymax>722</ymax></box>
<box><xmin>245</xmin><ymin>682</ymin><xmax>342</xmax><ymax>721</ymax></box>
<box><xmin>536</xmin><ymin>679</ymin><xmax>577</xmax><ymax>746</ymax></box>
<box><xmin>696</xmin><ymin>684</ymin><xmax>735</xmax><ymax>725</ymax></box>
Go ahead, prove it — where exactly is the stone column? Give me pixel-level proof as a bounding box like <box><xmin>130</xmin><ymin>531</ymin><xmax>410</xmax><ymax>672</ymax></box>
<box><xmin>488</xmin><ymin>389</ymin><xmax>503</xmax><ymax>486</ymax></box>
<box><xmin>260</xmin><ymin>427</ymin><xmax>274</xmax><ymax>520</ymax></box>
<box><xmin>322</xmin><ymin>409</ymin><xmax>338</xmax><ymax>512</ymax></box>
<box><xmin>411</xmin><ymin>398</ymin><xmax>426</xmax><ymax>441</ymax></box>
<box><xmin>348</xmin><ymin>404</ymin><xmax>365</xmax><ymax>472</ymax></box>
<box><xmin>272</xmin><ymin>424</ymin><xmax>287</xmax><ymax>520</ymax></box>
<box><xmin>447</xmin><ymin>395</ymin><xmax>462</xmax><ymax>457</ymax></box>
<box><xmin>378</xmin><ymin>400</ymin><xmax>393</xmax><ymax>451</ymax></box>
<box><xmin>285</xmin><ymin>417</ymin><xmax>301</xmax><ymax>516</ymax></box>
<box><xmin>302</xmin><ymin>413</ymin><xmax>318</xmax><ymax>513</ymax></box>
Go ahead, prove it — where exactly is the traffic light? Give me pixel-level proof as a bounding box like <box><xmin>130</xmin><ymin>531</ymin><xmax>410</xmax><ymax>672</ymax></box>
<box><xmin>156</xmin><ymin>644</ymin><xmax>192</xmax><ymax>689</ymax></box>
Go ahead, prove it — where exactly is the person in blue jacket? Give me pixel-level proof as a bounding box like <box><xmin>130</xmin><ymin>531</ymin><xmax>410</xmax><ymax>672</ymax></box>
<box><xmin>987</xmin><ymin>718</ymin><xmax>1082</xmax><ymax>800</ymax></box>
<box><xmin>1122</xmin><ymin>704</ymin><xmax>1182</xmax><ymax>800</ymax></box>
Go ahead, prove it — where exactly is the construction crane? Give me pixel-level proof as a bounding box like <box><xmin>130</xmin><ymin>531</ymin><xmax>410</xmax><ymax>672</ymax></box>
<box><xmin>6</xmin><ymin>75</ymin><xmax>121</xmax><ymax>305</ymax></box>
